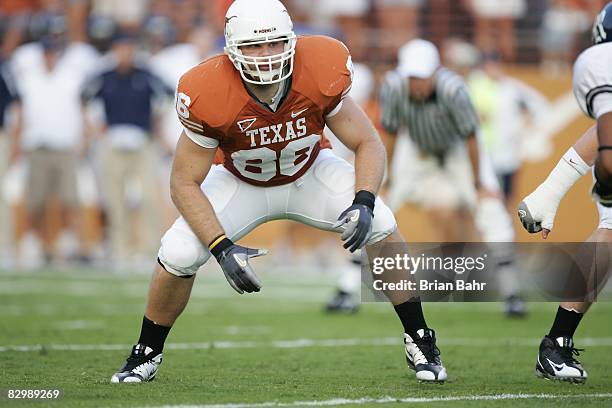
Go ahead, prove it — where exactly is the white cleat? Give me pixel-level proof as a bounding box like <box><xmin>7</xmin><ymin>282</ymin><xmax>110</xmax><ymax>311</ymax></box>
<box><xmin>404</xmin><ymin>329</ymin><xmax>447</xmax><ymax>382</ymax></box>
<box><xmin>111</xmin><ymin>344</ymin><xmax>162</xmax><ymax>383</ymax></box>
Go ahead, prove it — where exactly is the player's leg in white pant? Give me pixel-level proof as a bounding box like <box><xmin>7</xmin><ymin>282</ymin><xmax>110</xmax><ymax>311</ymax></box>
<box><xmin>113</xmin><ymin>165</ymin><xmax>274</xmax><ymax>383</ymax></box>
<box><xmin>286</xmin><ymin>150</ymin><xmax>447</xmax><ymax>381</ymax></box>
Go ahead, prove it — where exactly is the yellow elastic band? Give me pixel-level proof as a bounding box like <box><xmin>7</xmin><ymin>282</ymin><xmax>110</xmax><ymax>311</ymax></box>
<box><xmin>209</xmin><ymin>234</ymin><xmax>227</xmax><ymax>251</ymax></box>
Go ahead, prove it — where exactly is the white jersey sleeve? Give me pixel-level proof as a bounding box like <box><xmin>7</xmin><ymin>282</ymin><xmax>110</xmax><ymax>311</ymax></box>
<box><xmin>573</xmin><ymin>42</ymin><xmax>612</xmax><ymax>119</ymax></box>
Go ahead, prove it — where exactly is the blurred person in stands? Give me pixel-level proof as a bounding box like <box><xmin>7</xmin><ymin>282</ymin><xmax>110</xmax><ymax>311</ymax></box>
<box><xmin>0</xmin><ymin>0</ymin><xmax>39</xmax><ymax>58</ymax></box>
<box><xmin>89</xmin><ymin>0</ymin><xmax>150</xmax><ymax>29</ymax></box>
<box><xmin>466</xmin><ymin>51</ymin><xmax>549</xmax><ymax>205</ymax></box>
<box><xmin>381</xmin><ymin>39</ymin><xmax>526</xmax><ymax>316</ymax></box>
<box><xmin>150</xmin><ymin>25</ymin><xmax>219</xmax><ymax>151</ymax></box>
<box><xmin>463</xmin><ymin>0</ymin><xmax>526</xmax><ymax>62</ymax></box>
<box><xmin>540</xmin><ymin>0</ymin><xmax>593</xmax><ymax>74</ymax></box>
<box><xmin>10</xmin><ymin>25</ymin><xmax>99</xmax><ymax>266</ymax></box>
<box><xmin>292</xmin><ymin>0</ymin><xmax>371</xmax><ymax>58</ymax></box>
<box><xmin>0</xmin><ymin>61</ymin><xmax>22</xmax><ymax>267</ymax></box>
<box><xmin>82</xmin><ymin>31</ymin><xmax>173</xmax><ymax>270</ymax></box>
<box><xmin>375</xmin><ymin>0</ymin><xmax>423</xmax><ymax>61</ymax></box>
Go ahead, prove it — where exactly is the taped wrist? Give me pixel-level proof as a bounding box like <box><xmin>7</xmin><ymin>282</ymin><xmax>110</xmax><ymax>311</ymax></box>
<box><xmin>538</xmin><ymin>147</ymin><xmax>589</xmax><ymax>203</ymax></box>
<box><xmin>209</xmin><ymin>234</ymin><xmax>233</xmax><ymax>261</ymax></box>
<box><xmin>353</xmin><ymin>190</ymin><xmax>376</xmax><ymax>212</ymax></box>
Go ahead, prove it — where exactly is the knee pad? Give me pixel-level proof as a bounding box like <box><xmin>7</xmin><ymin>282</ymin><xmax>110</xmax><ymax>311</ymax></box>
<box><xmin>368</xmin><ymin>199</ymin><xmax>398</xmax><ymax>245</ymax></box>
<box><xmin>158</xmin><ymin>229</ymin><xmax>209</xmax><ymax>277</ymax></box>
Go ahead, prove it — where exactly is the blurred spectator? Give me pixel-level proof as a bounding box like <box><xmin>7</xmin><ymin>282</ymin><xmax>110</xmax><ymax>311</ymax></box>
<box><xmin>0</xmin><ymin>61</ymin><xmax>22</xmax><ymax>265</ymax></box>
<box><xmin>540</xmin><ymin>0</ymin><xmax>593</xmax><ymax>74</ymax></box>
<box><xmin>375</xmin><ymin>0</ymin><xmax>424</xmax><ymax>60</ymax></box>
<box><xmin>293</xmin><ymin>0</ymin><xmax>370</xmax><ymax>60</ymax></box>
<box><xmin>10</xmin><ymin>32</ymin><xmax>99</xmax><ymax>265</ymax></box>
<box><xmin>90</xmin><ymin>0</ymin><xmax>150</xmax><ymax>28</ymax></box>
<box><xmin>0</xmin><ymin>0</ymin><xmax>39</xmax><ymax>58</ymax></box>
<box><xmin>82</xmin><ymin>33</ymin><xmax>173</xmax><ymax>269</ymax></box>
<box><xmin>464</xmin><ymin>0</ymin><xmax>526</xmax><ymax>61</ymax></box>
<box><xmin>150</xmin><ymin>25</ymin><xmax>219</xmax><ymax>151</ymax></box>
<box><xmin>467</xmin><ymin>52</ymin><xmax>550</xmax><ymax>204</ymax></box>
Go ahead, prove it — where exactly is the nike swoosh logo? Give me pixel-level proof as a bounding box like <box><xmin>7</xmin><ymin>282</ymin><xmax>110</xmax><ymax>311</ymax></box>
<box><xmin>518</xmin><ymin>209</ymin><xmax>527</xmax><ymax>218</ymax></box>
<box><xmin>291</xmin><ymin>108</ymin><xmax>308</xmax><ymax>118</ymax></box>
<box><xmin>546</xmin><ymin>358</ymin><xmax>567</xmax><ymax>372</ymax></box>
<box><xmin>233</xmin><ymin>254</ymin><xmax>247</xmax><ymax>268</ymax></box>
<box><xmin>569</xmin><ymin>158</ymin><xmax>578</xmax><ymax>166</ymax></box>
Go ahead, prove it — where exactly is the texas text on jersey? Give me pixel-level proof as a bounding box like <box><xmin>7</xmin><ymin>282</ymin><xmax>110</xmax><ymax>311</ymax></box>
<box><xmin>175</xmin><ymin>35</ymin><xmax>353</xmax><ymax>186</ymax></box>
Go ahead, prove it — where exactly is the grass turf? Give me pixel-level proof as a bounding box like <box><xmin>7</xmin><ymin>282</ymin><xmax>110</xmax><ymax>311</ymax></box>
<box><xmin>1</xmin><ymin>270</ymin><xmax>612</xmax><ymax>407</ymax></box>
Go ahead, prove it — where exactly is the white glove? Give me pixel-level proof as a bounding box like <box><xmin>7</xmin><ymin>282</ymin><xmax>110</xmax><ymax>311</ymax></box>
<box><xmin>518</xmin><ymin>186</ymin><xmax>560</xmax><ymax>235</ymax></box>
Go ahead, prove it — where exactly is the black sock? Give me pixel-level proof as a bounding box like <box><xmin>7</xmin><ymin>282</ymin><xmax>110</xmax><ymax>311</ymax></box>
<box><xmin>394</xmin><ymin>297</ymin><xmax>428</xmax><ymax>336</ymax></box>
<box><xmin>548</xmin><ymin>306</ymin><xmax>583</xmax><ymax>339</ymax></box>
<box><xmin>137</xmin><ymin>316</ymin><xmax>171</xmax><ymax>352</ymax></box>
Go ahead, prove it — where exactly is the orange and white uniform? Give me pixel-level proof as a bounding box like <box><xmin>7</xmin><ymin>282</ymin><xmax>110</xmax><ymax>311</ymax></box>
<box><xmin>158</xmin><ymin>36</ymin><xmax>396</xmax><ymax>277</ymax></box>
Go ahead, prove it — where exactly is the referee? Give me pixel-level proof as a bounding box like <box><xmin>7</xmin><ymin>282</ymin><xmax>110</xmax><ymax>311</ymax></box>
<box><xmin>380</xmin><ymin>39</ymin><xmax>525</xmax><ymax>316</ymax></box>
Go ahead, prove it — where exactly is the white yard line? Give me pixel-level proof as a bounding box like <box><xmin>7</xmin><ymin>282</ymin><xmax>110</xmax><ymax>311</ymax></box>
<box><xmin>139</xmin><ymin>393</ymin><xmax>612</xmax><ymax>408</ymax></box>
<box><xmin>3</xmin><ymin>336</ymin><xmax>612</xmax><ymax>353</ymax></box>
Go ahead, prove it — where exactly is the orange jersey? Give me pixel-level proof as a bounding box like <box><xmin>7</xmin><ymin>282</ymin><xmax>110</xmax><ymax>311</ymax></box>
<box><xmin>175</xmin><ymin>35</ymin><xmax>353</xmax><ymax>187</ymax></box>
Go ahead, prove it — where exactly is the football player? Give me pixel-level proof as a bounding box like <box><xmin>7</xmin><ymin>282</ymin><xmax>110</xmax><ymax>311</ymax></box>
<box><xmin>517</xmin><ymin>1</ymin><xmax>612</xmax><ymax>383</ymax></box>
<box><xmin>590</xmin><ymin>2</ymin><xmax>612</xmax><ymax>207</ymax></box>
<box><xmin>111</xmin><ymin>0</ymin><xmax>447</xmax><ymax>383</ymax></box>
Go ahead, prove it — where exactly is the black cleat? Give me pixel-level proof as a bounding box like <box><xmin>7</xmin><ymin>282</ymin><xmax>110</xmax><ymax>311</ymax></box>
<box><xmin>111</xmin><ymin>344</ymin><xmax>162</xmax><ymax>383</ymax></box>
<box><xmin>536</xmin><ymin>336</ymin><xmax>587</xmax><ymax>383</ymax></box>
<box><xmin>404</xmin><ymin>329</ymin><xmax>447</xmax><ymax>382</ymax></box>
<box><xmin>504</xmin><ymin>295</ymin><xmax>527</xmax><ymax>318</ymax></box>
<box><xmin>325</xmin><ymin>291</ymin><xmax>360</xmax><ymax>313</ymax></box>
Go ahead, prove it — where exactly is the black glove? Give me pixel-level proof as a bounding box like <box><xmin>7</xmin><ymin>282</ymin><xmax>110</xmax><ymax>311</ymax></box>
<box><xmin>210</xmin><ymin>237</ymin><xmax>267</xmax><ymax>294</ymax></box>
<box><xmin>333</xmin><ymin>190</ymin><xmax>375</xmax><ymax>253</ymax></box>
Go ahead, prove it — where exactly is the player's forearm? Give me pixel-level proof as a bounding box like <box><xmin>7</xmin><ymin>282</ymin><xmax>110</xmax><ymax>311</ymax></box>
<box><xmin>532</xmin><ymin>146</ymin><xmax>590</xmax><ymax>205</ymax></box>
<box><xmin>574</xmin><ymin>124</ymin><xmax>598</xmax><ymax>165</ymax></box>
<box><xmin>534</xmin><ymin>124</ymin><xmax>597</xmax><ymax>203</ymax></box>
<box><xmin>170</xmin><ymin>182</ymin><xmax>225</xmax><ymax>246</ymax></box>
<box><xmin>353</xmin><ymin>136</ymin><xmax>386</xmax><ymax>195</ymax></box>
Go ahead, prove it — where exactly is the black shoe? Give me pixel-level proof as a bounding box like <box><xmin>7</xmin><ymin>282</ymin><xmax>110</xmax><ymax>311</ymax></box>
<box><xmin>536</xmin><ymin>336</ymin><xmax>587</xmax><ymax>383</ymax></box>
<box><xmin>111</xmin><ymin>344</ymin><xmax>162</xmax><ymax>383</ymax></box>
<box><xmin>325</xmin><ymin>291</ymin><xmax>359</xmax><ymax>313</ymax></box>
<box><xmin>504</xmin><ymin>295</ymin><xmax>527</xmax><ymax>318</ymax></box>
<box><xmin>404</xmin><ymin>329</ymin><xmax>447</xmax><ymax>382</ymax></box>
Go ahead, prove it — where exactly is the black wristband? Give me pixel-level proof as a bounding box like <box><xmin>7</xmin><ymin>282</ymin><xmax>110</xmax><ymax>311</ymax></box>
<box><xmin>210</xmin><ymin>237</ymin><xmax>233</xmax><ymax>260</ymax></box>
<box><xmin>353</xmin><ymin>190</ymin><xmax>376</xmax><ymax>212</ymax></box>
<box><xmin>598</xmin><ymin>146</ymin><xmax>612</xmax><ymax>152</ymax></box>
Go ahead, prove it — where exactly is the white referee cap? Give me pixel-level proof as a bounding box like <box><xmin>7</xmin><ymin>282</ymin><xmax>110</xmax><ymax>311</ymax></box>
<box><xmin>397</xmin><ymin>39</ymin><xmax>440</xmax><ymax>78</ymax></box>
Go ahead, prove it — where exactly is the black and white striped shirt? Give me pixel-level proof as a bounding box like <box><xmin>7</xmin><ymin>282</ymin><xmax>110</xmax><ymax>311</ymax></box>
<box><xmin>379</xmin><ymin>67</ymin><xmax>479</xmax><ymax>156</ymax></box>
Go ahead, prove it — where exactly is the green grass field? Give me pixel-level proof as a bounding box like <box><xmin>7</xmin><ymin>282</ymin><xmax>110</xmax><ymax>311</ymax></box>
<box><xmin>1</xmin><ymin>269</ymin><xmax>612</xmax><ymax>408</ymax></box>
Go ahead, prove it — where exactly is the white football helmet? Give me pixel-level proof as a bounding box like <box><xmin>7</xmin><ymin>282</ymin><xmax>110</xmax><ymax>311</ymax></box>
<box><xmin>224</xmin><ymin>0</ymin><xmax>297</xmax><ymax>85</ymax></box>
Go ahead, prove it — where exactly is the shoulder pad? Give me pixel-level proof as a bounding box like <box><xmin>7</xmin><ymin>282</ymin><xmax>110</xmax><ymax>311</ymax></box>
<box><xmin>293</xmin><ymin>36</ymin><xmax>353</xmax><ymax>98</ymax></box>
<box><xmin>177</xmin><ymin>54</ymin><xmax>249</xmax><ymax>128</ymax></box>
<box><xmin>573</xmin><ymin>43</ymin><xmax>612</xmax><ymax>118</ymax></box>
